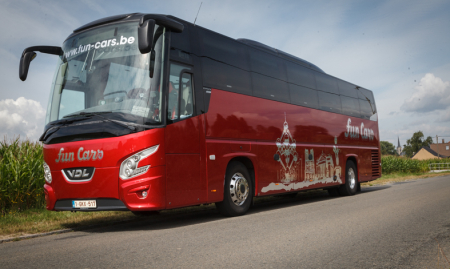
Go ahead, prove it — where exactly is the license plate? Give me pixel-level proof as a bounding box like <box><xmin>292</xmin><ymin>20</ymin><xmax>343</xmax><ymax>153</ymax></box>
<box><xmin>72</xmin><ymin>200</ymin><xmax>97</xmax><ymax>209</ymax></box>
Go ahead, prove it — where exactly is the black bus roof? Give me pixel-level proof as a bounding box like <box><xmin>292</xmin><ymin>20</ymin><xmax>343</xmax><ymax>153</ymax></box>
<box><xmin>72</xmin><ymin>13</ymin><xmax>324</xmax><ymax>73</ymax></box>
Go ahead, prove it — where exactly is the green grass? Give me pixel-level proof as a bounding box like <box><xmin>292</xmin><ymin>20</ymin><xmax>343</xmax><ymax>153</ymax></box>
<box><xmin>0</xmin><ymin>209</ymin><xmax>135</xmax><ymax>239</ymax></box>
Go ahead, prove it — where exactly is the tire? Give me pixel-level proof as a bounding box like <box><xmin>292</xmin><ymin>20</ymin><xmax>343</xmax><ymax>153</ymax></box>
<box><xmin>327</xmin><ymin>188</ymin><xmax>340</xmax><ymax>197</ymax></box>
<box><xmin>339</xmin><ymin>160</ymin><xmax>358</xmax><ymax>196</ymax></box>
<box><xmin>216</xmin><ymin>162</ymin><xmax>253</xmax><ymax>217</ymax></box>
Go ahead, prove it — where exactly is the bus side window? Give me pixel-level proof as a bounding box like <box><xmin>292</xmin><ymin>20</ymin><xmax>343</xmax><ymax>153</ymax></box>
<box><xmin>168</xmin><ymin>63</ymin><xmax>193</xmax><ymax>120</ymax></box>
<box><xmin>315</xmin><ymin>72</ymin><xmax>339</xmax><ymax>95</ymax></box>
<box><xmin>318</xmin><ymin>91</ymin><xmax>342</xmax><ymax>114</ymax></box>
<box><xmin>337</xmin><ymin>80</ymin><xmax>358</xmax><ymax>98</ymax></box>
<box><xmin>341</xmin><ymin>96</ymin><xmax>361</xmax><ymax>118</ymax></box>
<box><xmin>180</xmin><ymin>73</ymin><xmax>193</xmax><ymax>119</ymax></box>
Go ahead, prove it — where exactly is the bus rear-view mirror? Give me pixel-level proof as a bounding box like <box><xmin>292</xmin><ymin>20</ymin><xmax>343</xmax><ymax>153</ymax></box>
<box><xmin>138</xmin><ymin>19</ymin><xmax>156</xmax><ymax>54</ymax></box>
<box><xmin>19</xmin><ymin>51</ymin><xmax>37</xmax><ymax>81</ymax></box>
<box><xmin>19</xmin><ymin>46</ymin><xmax>62</xmax><ymax>81</ymax></box>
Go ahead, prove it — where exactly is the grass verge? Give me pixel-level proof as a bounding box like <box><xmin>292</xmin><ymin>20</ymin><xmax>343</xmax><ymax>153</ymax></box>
<box><xmin>2</xmin><ymin>171</ymin><xmax>450</xmax><ymax>241</ymax></box>
<box><xmin>0</xmin><ymin>209</ymin><xmax>135</xmax><ymax>240</ymax></box>
<box><xmin>362</xmin><ymin>171</ymin><xmax>450</xmax><ymax>186</ymax></box>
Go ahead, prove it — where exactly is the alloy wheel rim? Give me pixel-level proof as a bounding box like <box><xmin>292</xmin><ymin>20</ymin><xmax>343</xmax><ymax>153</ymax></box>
<box><xmin>229</xmin><ymin>172</ymin><xmax>249</xmax><ymax>206</ymax></box>
<box><xmin>348</xmin><ymin>168</ymin><xmax>356</xmax><ymax>190</ymax></box>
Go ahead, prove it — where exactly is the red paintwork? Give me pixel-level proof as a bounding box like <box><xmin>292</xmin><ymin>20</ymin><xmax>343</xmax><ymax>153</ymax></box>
<box><xmin>44</xmin><ymin>128</ymin><xmax>166</xmax><ymax>211</ymax></box>
<box><xmin>43</xmin><ymin>88</ymin><xmax>380</xmax><ymax>211</ymax></box>
<box><xmin>203</xmin><ymin>89</ymin><xmax>380</xmax><ymax>198</ymax></box>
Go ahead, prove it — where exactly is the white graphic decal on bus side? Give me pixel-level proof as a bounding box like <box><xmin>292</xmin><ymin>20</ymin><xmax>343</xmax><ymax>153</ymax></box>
<box><xmin>344</xmin><ymin>118</ymin><xmax>374</xmax><ymax>141</ymax></box>
<box><xmin>262</xmin><ymin>115</ymin><xmax>343</xmax><ymax>193</ymax></box>
<box><xmin>275</xmin><ymin>114</ymin><xmax>300</xmax><ymax>183</ymax></box>
<box><xmin>55</xmin><ymin>147</ymin><xmax>104</xmax><ymax>163</ymax></box>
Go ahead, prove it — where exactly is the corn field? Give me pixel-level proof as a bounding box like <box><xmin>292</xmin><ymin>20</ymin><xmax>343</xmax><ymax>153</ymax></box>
<box><xmin>0</xmin><ymin>139</ymin><xmax>45</xmax><ymax>215</ymax></box>
<box><xmin>381</xmin><ymin>155</ymin><xmax>450</xmax><ymax>174</ymax></box>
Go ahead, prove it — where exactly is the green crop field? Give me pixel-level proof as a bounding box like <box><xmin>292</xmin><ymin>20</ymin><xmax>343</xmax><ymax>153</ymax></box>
<box><xmin>0</xmin><ymin>139</ymin><xmax>45</xmax><ymax>215</ymax></box>
<box><xmin>381</xmin><ymin>155</ymin><xmax>450</xmax><ymax>174</ymax></box>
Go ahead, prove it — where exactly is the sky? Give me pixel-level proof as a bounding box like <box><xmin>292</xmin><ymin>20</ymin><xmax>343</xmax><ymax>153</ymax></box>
<box><xmin>1</xmin><ymin>0</ymin><xmax>449</xmax><ymax>147</ymax></box>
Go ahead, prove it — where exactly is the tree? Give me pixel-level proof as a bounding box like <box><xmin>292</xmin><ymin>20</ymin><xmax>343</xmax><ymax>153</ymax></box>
<box><xmin>380</xmin><ymin>141</ymin><xmax>397</xmax><ymax>155</ymax></box>
<box><xmin>402</xmin><ymin>131</ymin><xmax>434</xmax><ymax>158</ymax></box>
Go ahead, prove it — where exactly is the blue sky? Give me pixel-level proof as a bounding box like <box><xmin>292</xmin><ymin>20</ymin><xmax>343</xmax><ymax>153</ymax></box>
<box><xmin>1</xmin><ymin>0</ymin><xmax>449</xmax><ymax>147</ymax></box>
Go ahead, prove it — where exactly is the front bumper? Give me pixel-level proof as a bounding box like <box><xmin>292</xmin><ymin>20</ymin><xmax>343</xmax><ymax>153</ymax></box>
<box><xmin>45</xmin><ymin>165</ymin><xmax>166</xmax><ymax>211</ymax></box>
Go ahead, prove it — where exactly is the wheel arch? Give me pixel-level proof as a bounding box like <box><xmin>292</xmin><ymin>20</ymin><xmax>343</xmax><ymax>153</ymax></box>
<box><xmin>345</xmin><ymin>154</ymin><xmax>359</xmax><ymax>182</ymax></box>
<box><xmin>226</xmin><ymin>156</ymin><xmax>256</xmax><ymax>197</ymax></box>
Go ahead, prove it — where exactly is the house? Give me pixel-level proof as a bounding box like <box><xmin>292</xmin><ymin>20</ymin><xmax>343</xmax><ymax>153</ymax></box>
<box><xmin>412</xmin><ymin>146</ymin><xmax>449</xmax><ymax>160</ymax></box>
<box><xmin>430</xmin><ymin>139</ymin><xmax>450</xmax><ymax>158</ymax></box>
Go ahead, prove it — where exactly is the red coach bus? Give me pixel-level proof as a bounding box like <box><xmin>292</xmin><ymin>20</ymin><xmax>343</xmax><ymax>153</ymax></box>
<box><xmin>19</xmin><ymin>13</ymin><xmax>381</xmax><ymax>216</ymax></box>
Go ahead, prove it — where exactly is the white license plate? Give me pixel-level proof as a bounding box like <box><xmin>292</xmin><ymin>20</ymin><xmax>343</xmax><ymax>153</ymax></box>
<box><xmin>72</xmin><ymin>200</ymin><xmax>97</xmax><ymax>209</ymax></box>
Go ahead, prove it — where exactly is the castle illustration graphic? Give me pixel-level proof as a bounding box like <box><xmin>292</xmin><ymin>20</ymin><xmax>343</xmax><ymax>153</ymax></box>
<box><xmin>275</xmin><ymin>114</ymin><xmax>300</xmax><ymax>183</ymax></box>
<box><xmin>264</xmin><ymin>115</ymin><xmax>343</xmax><ymax>193</ymax></box>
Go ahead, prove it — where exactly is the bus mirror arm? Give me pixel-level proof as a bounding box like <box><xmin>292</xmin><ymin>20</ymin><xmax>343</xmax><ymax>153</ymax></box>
<box><xmin>19</xmin><ymin>46</ymin><xmax>62</xmax><ymax>81</ymax></box>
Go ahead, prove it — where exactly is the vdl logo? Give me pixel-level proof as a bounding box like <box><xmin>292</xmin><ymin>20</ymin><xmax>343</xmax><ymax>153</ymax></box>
<box><xmin>62</xmin><ymin>167</ymin><xmax>95</xmax><ymax>182</ymax></box>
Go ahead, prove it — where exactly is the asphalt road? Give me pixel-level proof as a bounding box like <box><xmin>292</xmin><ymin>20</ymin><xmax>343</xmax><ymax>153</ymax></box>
<box><xmin>1</xmin><ymin>175</ymin><xmax>450</xmax><ymax>269</ymax></box>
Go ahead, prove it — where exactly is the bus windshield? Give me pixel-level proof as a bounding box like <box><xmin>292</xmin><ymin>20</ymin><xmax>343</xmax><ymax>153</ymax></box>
<box><xmin>45</xmin><ymin>21</ymin><xmax>165</xmax><ymax>126</ymax></box>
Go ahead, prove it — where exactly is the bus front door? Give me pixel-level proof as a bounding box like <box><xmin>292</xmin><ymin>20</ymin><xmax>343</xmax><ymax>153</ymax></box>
<box><xmin>165</xmin><ymin>63</ymin><xmax>206</xmax><ymax>208</ymax></box>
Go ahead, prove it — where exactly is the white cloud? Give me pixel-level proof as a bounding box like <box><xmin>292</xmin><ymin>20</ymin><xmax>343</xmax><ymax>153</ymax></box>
<box><xmin>439</xmin><ymin>108</ymin><xmax>450</xmax><ymax>122</ymax></box>
<box><xmin>0</xmin><ymin>97</ymin><xmax>46</xmax><ymax>141</ymax></box>
<box><xmin>401</xmin><ymin>73</ymin><xmax>450</xmax><ymax>113</ymax></box>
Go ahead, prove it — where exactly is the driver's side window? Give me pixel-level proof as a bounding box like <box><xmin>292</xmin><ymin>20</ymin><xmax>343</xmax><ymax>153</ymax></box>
<box><xmin>168</xmin><ymin>63</ymin><xmax>194</xmax><ymax>120</ymax></box>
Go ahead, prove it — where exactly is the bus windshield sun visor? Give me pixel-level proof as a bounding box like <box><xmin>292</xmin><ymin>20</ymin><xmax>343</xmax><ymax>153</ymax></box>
<box><xmin>19</xmin><ymin>46</ymin><xmax>62</xmax><ymax>81</ymax></box>
<box><xmin>138</xmin><ymin>14</ymin><xmax>184</xmax><ymax>33</ymax></box>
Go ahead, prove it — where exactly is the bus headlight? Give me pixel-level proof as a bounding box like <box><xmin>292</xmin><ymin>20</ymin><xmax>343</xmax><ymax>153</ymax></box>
<box><xmin>119</xmin><ymin>145</ymin><xmax>159</xmax><ymax>180</ymax></box>
<box><xmin>43</xmin><ymin>162</ymin><xmax>52</xmax><ymax>184</ymax></box>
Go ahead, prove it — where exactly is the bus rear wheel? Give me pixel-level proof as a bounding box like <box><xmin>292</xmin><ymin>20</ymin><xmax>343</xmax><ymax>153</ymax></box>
<box><xmin>339</xmin><ymin>160</ymin><xmax>358</xmax><ymax>196</ymax></box>
<box><xmin>216</xmin><ymin>162</ymin><xmax>253</xmax><ymax>217</ymax></box>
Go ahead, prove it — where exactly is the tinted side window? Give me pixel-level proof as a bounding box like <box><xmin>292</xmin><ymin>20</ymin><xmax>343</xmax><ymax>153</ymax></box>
<box><xmin>251</xmin><ymin>73</ymin><xmax>289</xmax><ymax>103</ymax></box>
<box><xmin>359</xmin><ymin>99</ymin><xmax>375</xmax><ymax>120</ymax></box>
<box><xmin>357</xmin><ymin>88</ymin><xmax>377</xmax><ymax>113</ymax></box>
<box><xmin>337</xmin><ymin>80</ymin><xmax>358</xmax><ymax>98</ymax></box>
<box><xmin>341</xmin><ymin>96</ymin><xmax>361</xmax><ymax>118</ymax></box>
<box><xmin>168</xmin><ymin>63</ymin><xmax>193</xmax><ymax>120</ymax></box>
<box><xmin>315</xmin><ymin>72</ymin><xmax>339</xmax><ymax>94</ymax></box>
<box><xmin>318</xmin><ymin>91</ymin><xmax>342</xmax><ymax>113</ymax></box>
<box><xmin>201</xmin><ymin>58</ymin><xmax>252</xmax><ymax>96</ymax></box>
<box><xmin>289</xmin><ymin>84</ymin><xmax>319</xmax><ymax>109</ymax></box>
<box><xmin>249</xmin><ymin>49</ymin><xmax>287</xmax><ymax>81</ymax></box>
<box><xmin>198</xmin><ymin>28</ymin><xmax>249</xmax><ymax>70</ymax></box>
<box><xmin>285</xmin><ymin>60</ymin><xmax>316</xmax><ymax>89</ymax></box>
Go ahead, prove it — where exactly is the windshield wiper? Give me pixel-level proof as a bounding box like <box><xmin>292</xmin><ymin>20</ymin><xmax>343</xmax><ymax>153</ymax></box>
<box><xmin>64</xmin><ymin>112</ymin><xmax>136</xmax><ymax>131</ymax></box>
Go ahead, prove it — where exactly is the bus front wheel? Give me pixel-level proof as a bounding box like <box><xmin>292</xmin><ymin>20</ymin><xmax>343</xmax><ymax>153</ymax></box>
<box><xmin>216</xmin><ymin>162</ymin><xmax>253</xmax><ymax>217</ymax></box>
<box><xmin>339</xmin><ymin>160</ymin><xmax>358</xmax><ymax>196</ymax></box>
